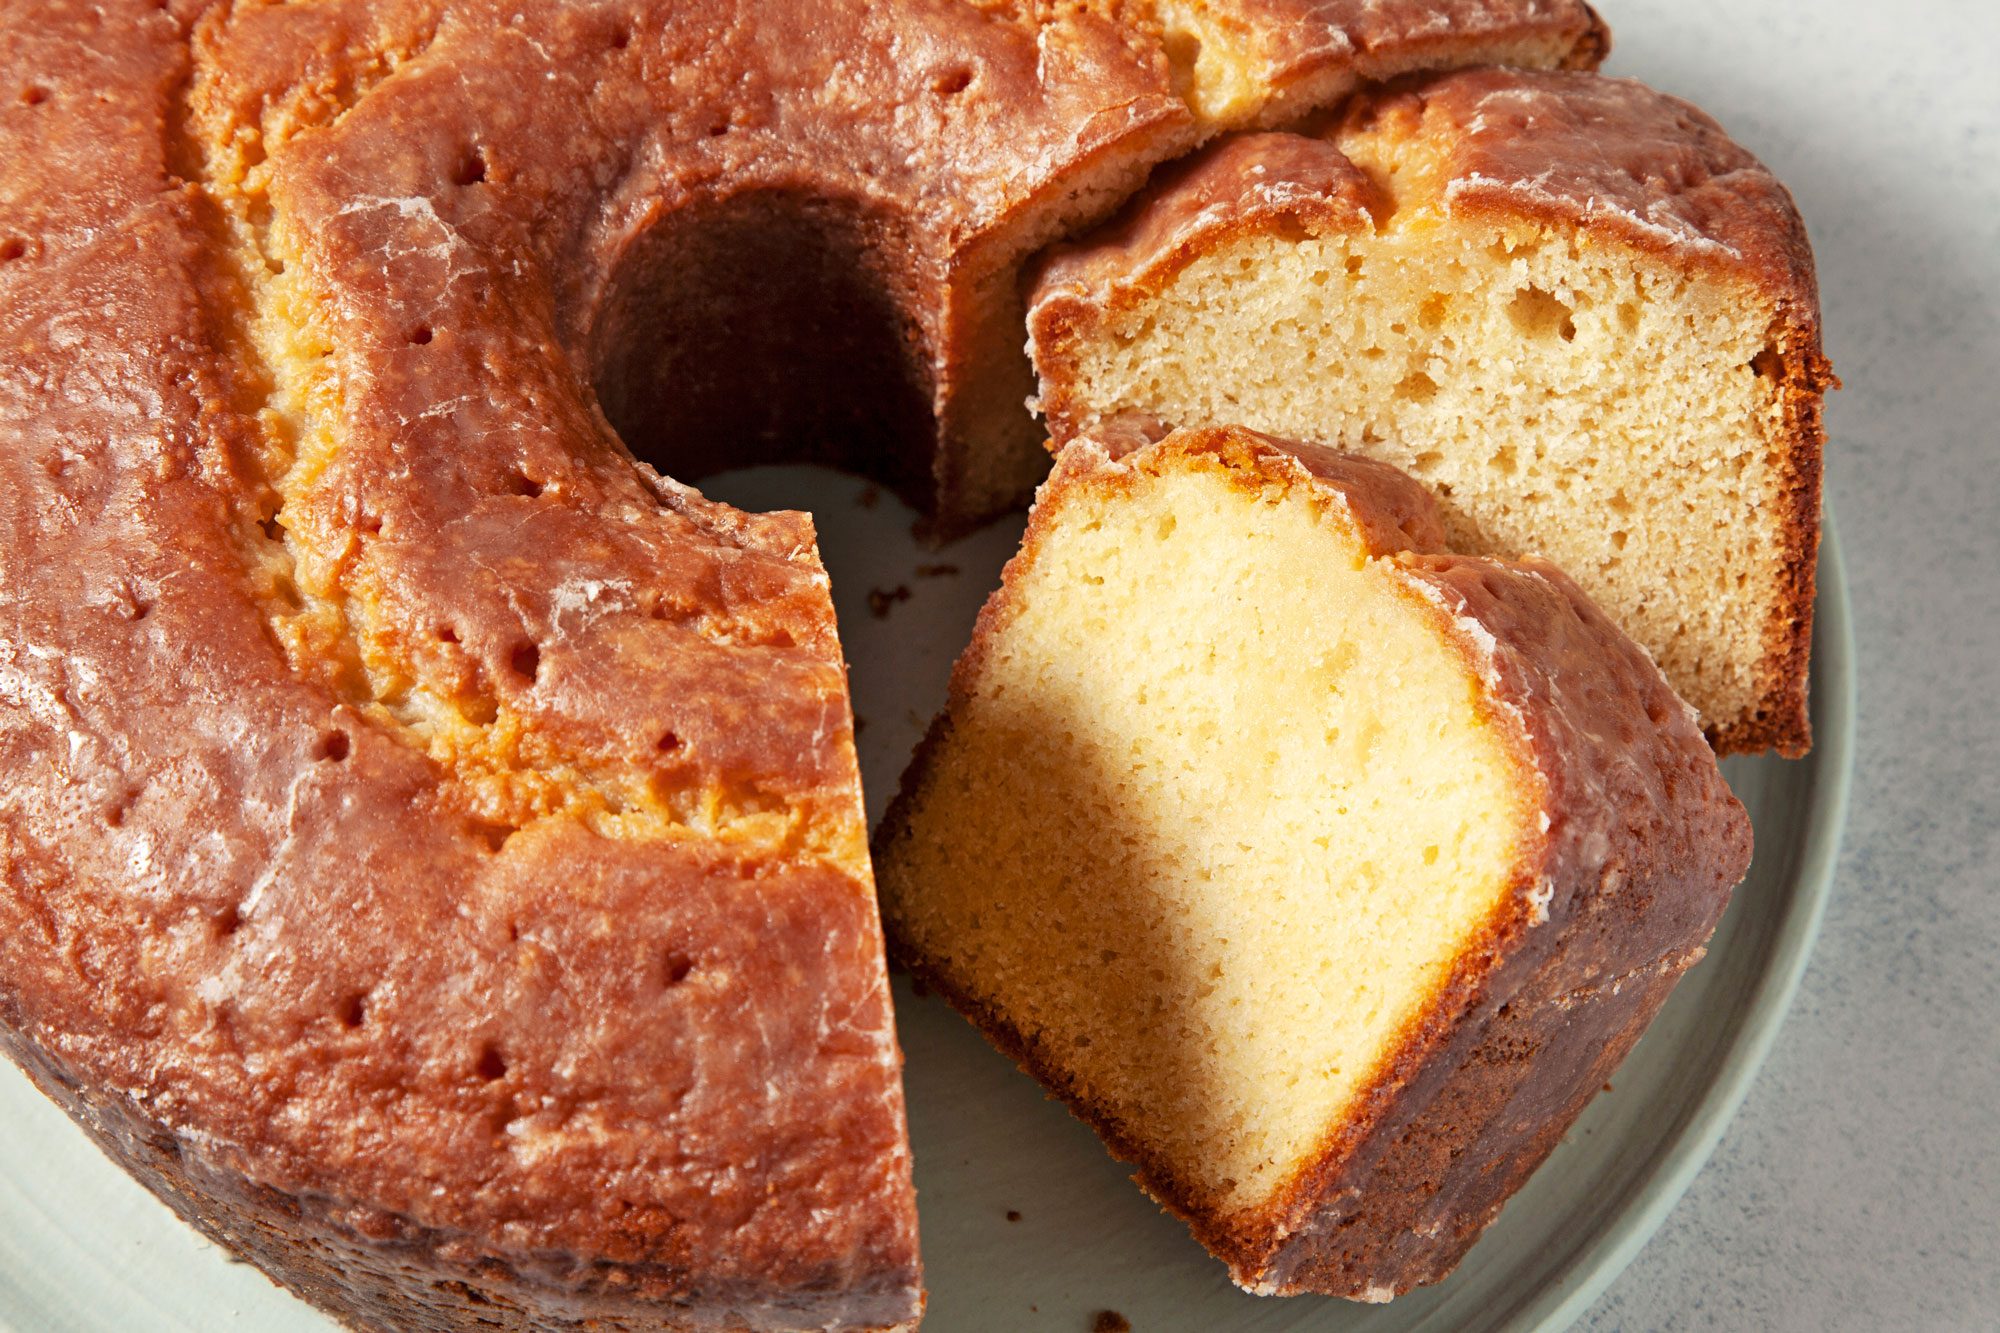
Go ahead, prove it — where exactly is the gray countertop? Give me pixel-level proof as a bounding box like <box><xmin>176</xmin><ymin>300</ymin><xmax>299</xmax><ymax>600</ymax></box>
<box><xmin>1574</xmin><ymin>2</ymin><xmax>1999</xmax><ymax>1328</ymax></box>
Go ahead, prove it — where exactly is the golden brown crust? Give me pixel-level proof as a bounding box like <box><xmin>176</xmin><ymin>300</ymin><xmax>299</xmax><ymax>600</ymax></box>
<box><xmin>1027</xmin><ymin>67</ymin><xmax>1830</xmax><ymax>756</ymax></box>
<box><xmin>879</xmin><ymin>425</ymin><xmax>1751</xmax><ymax>1299</ymax></box>
<box><xmin>1151</xmin><ymin>0</ymin><xmax>1608</xmax><ymax>131</ymax></box>
<box><xmin>6</xmin><ymin>2</ymin><xmax>923</xmax><ymax>1328</ymax></box>
<box><xmin>1029</xmin><ymin>131</ymin><xmax>1387</xmax><ymax>330</ymax></box>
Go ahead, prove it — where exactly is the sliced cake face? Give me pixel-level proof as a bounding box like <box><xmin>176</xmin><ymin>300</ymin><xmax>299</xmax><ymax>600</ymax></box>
<box><xmin>1029</xmin><ymin>68</ymin><xmax>1832</xmax><ymax>755</ymax></box>
<box><xmin>881</xmin><ymin>430</ymin><xmax>1539</xmax><ymax>1217</ymax></box>
<box><xmin>878</xmin><ymin>425</ymin><xmax>1753</xmax><ymax>1298</ymax></box>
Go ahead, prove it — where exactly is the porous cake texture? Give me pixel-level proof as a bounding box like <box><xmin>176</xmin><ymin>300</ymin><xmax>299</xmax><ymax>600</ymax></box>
<box><xmin>878</xmin><ymin>425</ymin><xmax>1753</xmax><ymax>1298</ymax></box>
<box><xmin>1029</xmin><ymin>67</ymin><xmax>1834</xmax><ymax>755</ymax></box>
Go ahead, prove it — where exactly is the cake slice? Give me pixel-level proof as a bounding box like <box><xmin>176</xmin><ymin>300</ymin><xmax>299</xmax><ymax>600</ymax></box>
<box><xmin>1027</xmin><ymin>68</ymin><xmax>1835</xmax><ymax>754</ymax></box>
<box><xmin>876</xmin><ymin>424</ymin><xmax>1752</xmax><ymax>1299</ymax></box>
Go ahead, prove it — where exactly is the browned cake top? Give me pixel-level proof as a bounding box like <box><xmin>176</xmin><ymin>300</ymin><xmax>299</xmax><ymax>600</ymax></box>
<box><xmin>1034</xmin><ymin>65</ymin><xmax>1818</xmax><ymax>317</ymax></box>
<box><xmin>1377</xmin><ymin>67</ymin><xmax>1816</xmax><ymax>291</ymax></box>
<box><xmin>2</xmin><ymin>0</ymin><xmax>1607</xmax><ymax>1326</ymax></box>
<box><xmin>1029</xmin><ymin>130</ymin><xmax>1384</xmax><ymax>311</ymax></box>
<box><xmin>6</xmin><ymin>0</ymin><xmax>944</xmax><ymax>1320</ymax></box>
<box><xmin>1135</xmin><ymin>0</ymin><xmax>1605</xmax><ymax>128</ymax></box>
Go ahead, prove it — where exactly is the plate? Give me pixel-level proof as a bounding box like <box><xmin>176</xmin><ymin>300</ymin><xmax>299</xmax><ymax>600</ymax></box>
<box><xmin>0</xmin><ymin>467</ymin><xmax>1853</xmax><ymax>1332</ymax></box>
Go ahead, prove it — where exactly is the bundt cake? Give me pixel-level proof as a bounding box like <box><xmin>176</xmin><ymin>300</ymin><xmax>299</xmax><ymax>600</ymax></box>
<box><xmin>0</xmin><ymin>0</ymin><xmax>1612</xmax><ymax>1328</ymax></box>
<box><xmin>876</xmin><ymin>424</ymin><xmax>1754</xmax><ymax>1299</ymax></box>
<box><xmin>1028</xmin><ymin>67</ymin><xmax>1835</xmax><ymax>755</ymax></box>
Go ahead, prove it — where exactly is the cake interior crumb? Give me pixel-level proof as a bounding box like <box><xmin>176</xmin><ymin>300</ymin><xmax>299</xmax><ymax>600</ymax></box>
<box><xmin>881</xmin><ymin>447</ymin><xmax>1529</xmax><ymax>1215</ymax></box>
<box><xmin>1044</xmin><ymin>115</ymin><xmax>1793</xmax><ymax>733</ymax></box>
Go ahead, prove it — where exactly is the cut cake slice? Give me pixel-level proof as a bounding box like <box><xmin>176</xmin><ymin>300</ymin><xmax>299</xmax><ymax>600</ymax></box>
<box><xmin>1027</xmin><ymin>67</ymin><xmax>1835</xmax><ymax>754</ymax></box>
<box><xmin>877</xmin><ymin>424</ymin><xmax>1753</xmax><ymax>1298</ymax></box>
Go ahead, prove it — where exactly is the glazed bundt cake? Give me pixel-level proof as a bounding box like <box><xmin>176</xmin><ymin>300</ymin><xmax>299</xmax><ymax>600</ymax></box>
<box><xmin>876</xmin><ymin>425</ymin><xmax>1754</xmax><ymax>1300</ymax></box>
<box><xmin>0</xmin><ymin>0</ymin><xmax>1614</xmax><ymax>1328</ymax></box>
<box><xmin>1028</xmin><ymin>67</ymin><xmax>1834</xmax><ymax>755</ymax></box>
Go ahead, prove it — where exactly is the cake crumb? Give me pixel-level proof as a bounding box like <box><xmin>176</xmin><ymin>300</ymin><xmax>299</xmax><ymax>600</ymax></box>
<box><xmin>866</xmin><ymin>585</ymin><xmax>911</xmax><ymax>618</ymax></box>
<box><xmin>1005</xmin><ymin>1209</ymin><xmax>1022</xmax><ymax>1222</ymax></box>
<box><xmin>1091</xmin><ymin>1312</ymin><xmax>1131</xmax><ymax>1333</ymax></box>
<box><xmin>915</xmin><ymin>562</ymin><xmax>959</xmax><ymax>578</ymax></box>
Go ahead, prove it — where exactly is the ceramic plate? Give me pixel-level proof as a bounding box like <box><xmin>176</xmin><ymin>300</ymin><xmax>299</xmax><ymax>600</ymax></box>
<box><xmin>0</xmin><ymin>467</ymin><xmax>1853</xmax><ymax>1332</ymax></box>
